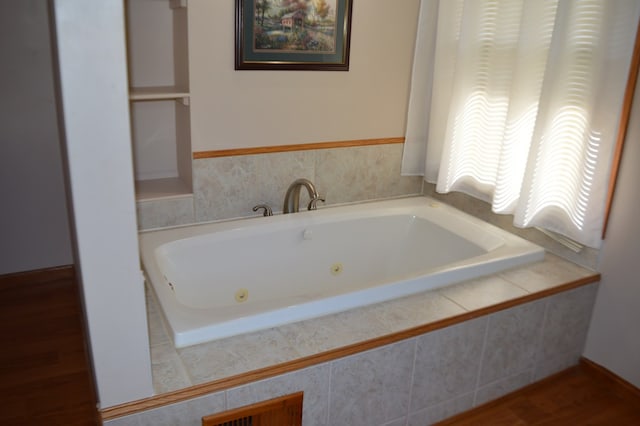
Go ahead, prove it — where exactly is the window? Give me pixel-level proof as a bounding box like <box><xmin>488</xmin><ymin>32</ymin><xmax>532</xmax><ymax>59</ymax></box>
<box><xmin>403</xmin><ymin>0</ymin><xmax>640</xmax><ymax>248</ymax></box>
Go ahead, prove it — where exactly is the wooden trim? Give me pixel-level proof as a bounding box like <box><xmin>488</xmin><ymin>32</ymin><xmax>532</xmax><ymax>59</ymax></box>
<box><xmin>100</xmin><ymin>273</ymin><xmax>599</xmax><ymax>421</ymax></box>
<box><xmin>202</xmin><ymin>391</ymin><xmax>303</xmax><ymax>425</ymax></box>
<box><xmin>0</xmin><ymin>264</ymin><xmax>75</xmax><ymax>288</ymax></box>
<box><xmin>192</xmin><ymin>137</ymin><xmax>405</xmax><ymax>159</ymax></box>
<box><xmin>603</xmin><ymin>16</ymin><xmax>640</xmax><ymax>239</ymax></box>
<box><xmin>580</xmin><ymin>357</ymin><xmax>640</xmax><ymax>399</ymax></box>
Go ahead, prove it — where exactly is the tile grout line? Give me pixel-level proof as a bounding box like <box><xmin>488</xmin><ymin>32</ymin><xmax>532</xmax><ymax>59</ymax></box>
<box><xmin>472</xmin><ymin>315</ymin><xmax>491</xmax><ymax>407</ymax></box>
<box><xmin>404</xmin><ymin>337</ymin><xmax>420</xmax><ymax>424</ymax></box>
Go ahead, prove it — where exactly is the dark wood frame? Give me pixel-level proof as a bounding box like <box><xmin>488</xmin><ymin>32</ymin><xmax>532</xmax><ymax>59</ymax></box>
<box><xmin>235</xmin><ymin>0</ymin><xmax>353</xmax><ymax>71</ymax></box>
<box><xmin>602</xmin><ymin>16</ymin><xmax>640</xmax><ymax>238</ymax></box>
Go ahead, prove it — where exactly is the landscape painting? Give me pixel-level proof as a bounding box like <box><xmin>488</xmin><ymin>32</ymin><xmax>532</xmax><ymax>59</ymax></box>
<box><xmin>235</xmin><ymin>0</ymin><xmax>353</xmax><ymax>70</ymax></box>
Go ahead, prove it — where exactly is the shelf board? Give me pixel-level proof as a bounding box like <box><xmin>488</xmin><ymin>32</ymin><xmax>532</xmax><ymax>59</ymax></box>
<box><xmin>129</xmin><ymin>86</ymin><xmax>190</xmax><ymax>103</ymax></box>
<box><xmin>135</xmin><ymin>177</ymin><xmax>192</xmax><ymax>202</ymax></box>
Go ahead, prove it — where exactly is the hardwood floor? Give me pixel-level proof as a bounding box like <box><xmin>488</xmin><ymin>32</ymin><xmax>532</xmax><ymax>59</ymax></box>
<box><xmin>435</xmin><ymin>359</ymin><xmax>640</xmax><ymax>425</ymax></box>
<box><xmin>0</xmin><ymin>266</ymin><xmax>99</xmax><ymax>425</ymax></box>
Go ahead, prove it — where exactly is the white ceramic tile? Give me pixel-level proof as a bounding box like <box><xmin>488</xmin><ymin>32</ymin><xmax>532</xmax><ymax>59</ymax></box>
<box><xmin>366</xmin><ymin>290</ymin><xmax>466</xmax><ymax>333</ymax></box>
<box><xmin>478</xmin><ymin>299</ymin><xmax>546</xmax><ymax>385</ymax></box>
<box><xmin>253</xmin><ymin>150</ymin><xmax>317</xmax><ymax>213</ymax></box>
<box><xmin>370</xmin><ymin>144</ymin><xmax>423</xmax><ymax>199</ymax></box>
<box><xmin>136</xmin><ymin>196</ymin><xmax>194</xmax><ymax>230</ymax></box>
<box><xmin>315</xmin><ymin>146</ymin><xmax>378</xmax><ymax>205</ymax></box>
<box><xmin>474</xmin><ymin>370</ymin><xmax>533</xmax><ymax>406</ymax></box>
<box><xmin>132</xmin><ymin>392</ymin><xmax>226</xmax><ymax>426</ymax></box>
<box><xmin>193</xmin><ymin>151</ymin><xmax>316</xmax><ymax>222</ymax></box>
<box><xmin>410</xmin><ymin>318</ymin><xmax>487</xmax><ymax>411</ymax></box>
<box><xmin>103</xmin><ymin>414</ymin><xmax>142</xmax><ymax>426</ymax></box>
<box><xmin>277</xmin><ymin>308</ymin><xmax>392</xmax><ymax>356</ymax></box>
<box><xmin>328</xmin><ymin>340</ymin><xmax>417</xmax><ymax>426</ymax></box>
<box><xmin>178</xmin><ymin>328</ymin><xmax>302</xmax><ymax>384</ymax></box>
<box><xmin>533</xmin><ymin>350</ymin><xmax>582</xmax><ymax>381</ymax></box>
<box><xmin>538</xmin><ymin>284</ymin><xmax>598</xmax><ymax>361</ymax></box>
<box><xmin>381</xmin><ymin>417</ymin><xmax>408</xmax><ymax>426</ymax></box>
<box><xmin>150</xmin><ymin>342</ymin><xmax>191</xmax><ymax>393</ymax></box>
<box><xmin>500</xmin><ymin>253</ymin><xmax>596</xmax><ymax>293</ymax></box>
<box><xmin>439</xmin><ymin>276</ymin><xmax>529</xmax><ymax>311</ymax></box>
<box><xmin>193</xmin><ymin>155</ymin><xmax>261</xmax><ymax>222</ymax></box>
<box><xmin>226</xmin><ymin>364</ymin><xmax>330</xmax><ymax>426</ymax></box>
<box><xmin>407</xmin><ymin>393</ymin><xmax>474</xmax><ymax>426</ymax></box>
<box><xmin>146</xmin><ymin>303</ymin><xmax>170</xmax><ymax>346</ymax></box>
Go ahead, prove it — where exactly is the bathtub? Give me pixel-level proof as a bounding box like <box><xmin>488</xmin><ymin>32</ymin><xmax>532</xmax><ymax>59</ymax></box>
<box><xmin>139</xmin><ymin>197</ymin><xmax>544</xmax><ymax>348</ymax></box>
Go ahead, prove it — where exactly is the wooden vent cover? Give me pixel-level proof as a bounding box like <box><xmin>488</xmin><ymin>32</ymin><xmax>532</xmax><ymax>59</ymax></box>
<box><xmin>202</xmin><ymin>392</ymin><xmax>303</xmax><ymax>426</ymax></box>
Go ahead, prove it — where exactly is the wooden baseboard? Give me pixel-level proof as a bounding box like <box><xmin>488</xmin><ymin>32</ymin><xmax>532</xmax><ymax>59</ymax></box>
<box><xmin>580</xmin><ymin>357</ymin><xmax>640</xmax><ymax>399</ymax></box>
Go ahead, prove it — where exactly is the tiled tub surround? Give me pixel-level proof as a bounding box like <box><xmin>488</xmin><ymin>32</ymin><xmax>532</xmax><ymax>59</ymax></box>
<box><xmin>104</xmin><ymin>254</ymin><xmax>599</xmax><ymax>426</ymax></box>
<box><xmin>135</xmin><ymin>143</ymin><xmax>423</xmax><ymax>230</ymax></box>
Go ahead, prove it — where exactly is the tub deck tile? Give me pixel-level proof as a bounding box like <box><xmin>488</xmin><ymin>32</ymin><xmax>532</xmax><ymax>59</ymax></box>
<box><xmin>366</xmin><ymin>290</ymin><xmax>466</xmax><ymax>333</ymax></box>
<box><xmin>145</xmin><ymin>254</ymin><xmax>598</xmax><ymax>395</ymax></box>
<box><xmin>178</xmin><ymin>328</ymin><xmax>303</xmax><ymax>385</ymax></box>
<box><xmin>438</xmin><ymin>275</ymin><xmax>529</xmax><ymax>311</ymax></box>
<box><xmin>277</xmin><ymin>308</ymin><xmax>392</xmax><ymax>357</ymax></box>
<box><xmin>499</xmin><ymin>253</ymin><xmax>595</xmax><ymax>293</ymax></box>
<box><xmin>149</xmin><ymin>342</ymin><xmax>191</xmax><ymax>394</ymax></box>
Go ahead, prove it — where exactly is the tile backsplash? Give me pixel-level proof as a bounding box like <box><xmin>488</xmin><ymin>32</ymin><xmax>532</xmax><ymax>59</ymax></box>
<box><xmin>136</xmin><ymin>143</ymin><xmax>423</xmax><ymax>229</ymax></box>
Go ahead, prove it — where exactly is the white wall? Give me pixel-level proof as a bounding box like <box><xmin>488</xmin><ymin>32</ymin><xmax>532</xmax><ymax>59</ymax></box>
<box><xmin>583</xmin><ymin>76</ymin><xmax>640</xmax><ymax>387</ymax></box>
<box><xmin>188</xmin><ymin>0</ymin><xmax>421</xmax><ymax>151</ymax></box>
<box><xmin>52</xmin><ymin>0</ymin><xmax>153</xmax><ymax>408</ymax></box>
<box><xmin>0</xmin><ymin>0</ymin><xmax>73</xmax><ymax>275</ymax></box>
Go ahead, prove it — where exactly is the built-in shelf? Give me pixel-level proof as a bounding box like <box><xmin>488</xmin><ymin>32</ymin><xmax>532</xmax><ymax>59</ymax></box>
<box><xmin>129</xmin><ymin>86</ymin><xmax>190</xmax><ymax>105</ymax></box>
<box><xmin>135</xmin><ymin>177</ymin><xmax>192</xmax><ymax>201</ymax></box>
<box><xmin>126</xmin><ymin>0</ymin><xmax>192</xmax><ymax>204</ymax></box>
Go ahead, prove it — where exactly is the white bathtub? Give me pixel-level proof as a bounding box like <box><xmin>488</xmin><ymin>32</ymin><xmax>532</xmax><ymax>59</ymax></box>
<box><xmin>139</xmin><ymin>197</ymin><xmax>544</xmax><ymax>348</ymax></box>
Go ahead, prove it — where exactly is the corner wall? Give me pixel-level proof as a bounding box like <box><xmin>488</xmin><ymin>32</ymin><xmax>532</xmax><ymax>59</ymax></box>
<box><xmin>583</xmin><ymin>75</ymin><xmax>640</xmax><ymax>388</ymax></box>
<box><xmin>0</xmin><ymin>0</ymin><xmax>73</xmax><ymax>275</ymax></box>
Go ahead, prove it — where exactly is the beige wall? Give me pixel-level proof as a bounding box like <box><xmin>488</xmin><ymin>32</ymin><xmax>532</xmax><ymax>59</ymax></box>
<box><xmin>188</xmin><ymin>0</ymin><xmax>421</xmax><ymax>152</ymax></box>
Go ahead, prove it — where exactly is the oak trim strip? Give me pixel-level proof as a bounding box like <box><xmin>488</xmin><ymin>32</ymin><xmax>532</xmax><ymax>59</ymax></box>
<box><xmin>100</xmin><ymin>273</ymin><xmax>599</xmax><ymax>421</ymax></box>
<box><xmin>580</xmin><ymin>357</ymin><xmax>640</xmax><ymax>399</ymax></box>
<box><xmin>192</xmin><ymin>137</ymin><xmax>405</xmax><ymax>159</ymax></box>
<box><xmin>603</xmin><ymin>16</ymin><xmax>640</xmax><ymax>238</ymax></box>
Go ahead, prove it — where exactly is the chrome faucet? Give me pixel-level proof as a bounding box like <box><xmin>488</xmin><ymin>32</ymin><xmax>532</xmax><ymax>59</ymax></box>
<box><xmin>283</xmin><ymin>178</ymin><xmax>325</xmax><ymax>213</ymax></box>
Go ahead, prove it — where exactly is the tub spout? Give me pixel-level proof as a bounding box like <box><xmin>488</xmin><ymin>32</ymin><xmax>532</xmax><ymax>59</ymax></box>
<box><xmin>252</xmin><ymin>204</ymin><xmax>273</xmax><ymax>216</ymax></box>
<box><xmin>283</xmin><ymin>178</ymin><xmax>324</xmax><ymax>213</ymax></box>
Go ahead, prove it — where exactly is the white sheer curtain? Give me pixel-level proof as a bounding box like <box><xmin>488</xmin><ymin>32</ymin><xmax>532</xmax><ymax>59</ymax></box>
<box><xmin>402</xmin><ymin>0</ymin><xmax>640</xmax><ymax>248</ymax></box>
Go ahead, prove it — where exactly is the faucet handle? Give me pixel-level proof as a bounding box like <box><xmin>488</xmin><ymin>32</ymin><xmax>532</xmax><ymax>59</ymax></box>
<box><xmin>252</xmin><ymin>204</ymin><xmax>273</xmax><ymax>216</ymax></box>
<box><xmin>307</xmin><ymin>196</ymin><xmax>325</xmax><ymax>211</ymax></box>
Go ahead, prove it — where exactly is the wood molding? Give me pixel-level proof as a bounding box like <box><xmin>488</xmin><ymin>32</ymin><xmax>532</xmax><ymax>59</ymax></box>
<box><xmin>192</xmin><ymin>137</ymin><xmax>405</xmax><ymax>159</ymax></box>
<box><xmin>603</xmin><ymin>16</ymin><xmax>640</xmax><ymax>238</ymax></box>
<box><xmin>580</xmin><ymin>357</ymin><xmax>640</xmax><ymax>399</ymax></box>
<box><xmin>0</xmin><ymin>264</ymin><xmax>75</xmax><ymax>288</ymax></box>
<box><xmin>202</xmin><ymin>392</ymin><xmax>303</xmax><ymax>426</ymax></box>
<box><xmin>100</xmin><ymin>273</ymin><xmax>599</xmax><ymax>421</ymax></box>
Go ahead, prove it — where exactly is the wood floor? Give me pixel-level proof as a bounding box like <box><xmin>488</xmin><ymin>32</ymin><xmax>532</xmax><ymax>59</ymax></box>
<box><xmin>0</xmin><ymin>266</ymin><xmax>98</xmax><ymax>425</ymax></box>
<box><xmin>436</xmin><ymin>360</ymin><xmax>640</xmax><ymax>425</ymax></box>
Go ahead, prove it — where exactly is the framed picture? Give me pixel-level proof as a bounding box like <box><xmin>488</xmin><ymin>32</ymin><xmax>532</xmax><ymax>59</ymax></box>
<box><xmin>235</xmin><ymin>0</ymin><xmax>353</xmax><ymax>71</ymax></box>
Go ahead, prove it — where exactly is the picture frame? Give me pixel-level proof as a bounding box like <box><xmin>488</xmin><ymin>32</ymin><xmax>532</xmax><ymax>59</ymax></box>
<box><xmin>235</xmin><ymin>0</ymin><xmax>353</xmax><ymax>71</ymax></box>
